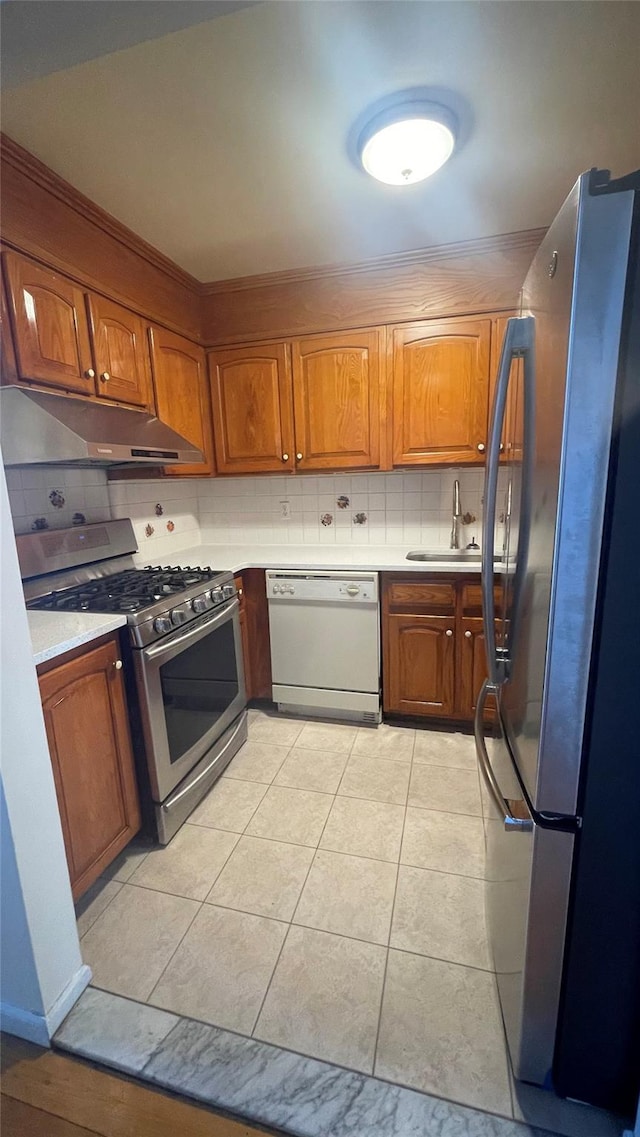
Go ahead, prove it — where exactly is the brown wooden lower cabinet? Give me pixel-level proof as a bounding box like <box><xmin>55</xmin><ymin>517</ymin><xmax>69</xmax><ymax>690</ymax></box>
<box><xmin>37</xmin><ymin>634</ymin><xmax>141</xmax><ymax>901</ymax></box>
<box><xmin>234</xmin><ymin>569</ymin><xmax>272</xmax><ymax>701</ymax></box>
<box><xmin>385</xmin><ymin>612</ymin><xmax>456</xmax><ymax>717</ymax></box>
<box><xmin>382</xmin><ymin>573</ymin><xmax>494</xmax><ymax>723</ymax></box>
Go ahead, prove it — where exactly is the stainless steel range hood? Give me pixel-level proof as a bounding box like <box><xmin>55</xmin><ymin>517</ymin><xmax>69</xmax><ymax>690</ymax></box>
<box><xmin>0</xmin><ymin>387</ymin><xmax>204</xmax><ymax>466</ymax></box>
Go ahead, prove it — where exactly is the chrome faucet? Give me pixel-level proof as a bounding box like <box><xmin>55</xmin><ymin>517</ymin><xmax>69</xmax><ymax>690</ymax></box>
<box><xmin>450</xmin><ymin>479</ymin><xmax>461</xmax><ymax>549</ymax></box>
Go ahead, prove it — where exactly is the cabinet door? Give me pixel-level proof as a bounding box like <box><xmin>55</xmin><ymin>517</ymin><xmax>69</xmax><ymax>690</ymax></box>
<box><xmin>209</xmin><ymin>343</ymin><xmax>294</xmax><ymax>473</ymax></box>
<box><xmin>38</xmin><ymin>637</ymin><xmax>141</xmax><ymax>900</ymax></box>
<box><xmin>87</xmin><ymin>294</ymin><xmax>153</xmax><ymax>408</ymax></box>
<box><xmin>490</xmin><ymin>315</ymin><xmax>519</xmax><ymax>463</ymax></box>
<box><xmin>457</xmin><ymin>615</ymin><xmax>496</xmax><ymax>723</ymax></box>
<box><xmin>149</xmin><ymin>326</ymin><xmax>215</xmax><ymax>476</ymax></box>
<box><xmin>384</xmin><ymin>612</ymin><xmax>455</xmax><ymax>717</ymax></box>
<box><xmin>291</xmin><ymin>329</ymin><xmax>383</xmax><ymax>470</ymax></box>
<box><xmin>1</xmin><ymin>278</ymin><xmax>18</xmax><ymax>385</ymax></box>
<box><xmin>3</xmin><ymin>252</ymin><xmax>94</xmax><ymax>394</ymax></box>
<box><xmin>391</xmin><ymin>317</ymin><xmax>491</xmax><ymax>466</ymax></box>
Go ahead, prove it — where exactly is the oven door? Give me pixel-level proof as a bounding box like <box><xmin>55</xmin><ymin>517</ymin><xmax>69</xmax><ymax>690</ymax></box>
<box><xmin>134</xmin><ymin>597</ymin><xmax>246</xmax><ymax>802</ymax></box>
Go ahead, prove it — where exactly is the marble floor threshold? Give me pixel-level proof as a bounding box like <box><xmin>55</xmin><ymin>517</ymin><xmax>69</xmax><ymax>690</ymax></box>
<box><xmin>54</xmin><ymin>987</ymin><xmax>623</xmax><ymax>1137</ymax></box>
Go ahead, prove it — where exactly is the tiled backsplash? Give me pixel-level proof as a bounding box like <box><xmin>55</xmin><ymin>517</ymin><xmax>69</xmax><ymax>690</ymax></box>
<box><xmin>196</xmin><ymin>469</ymin><xmax>486</xmax><ymax>547</ymax></box>
<box><xmin>6</xmin><ymin>466</ymin><xmax>487</xmax><ymax>557</ymax></box>
<box><xmin>5</xmin><ymin>465</ymin><xmax>111</xmax><ymax>535</ymax></box>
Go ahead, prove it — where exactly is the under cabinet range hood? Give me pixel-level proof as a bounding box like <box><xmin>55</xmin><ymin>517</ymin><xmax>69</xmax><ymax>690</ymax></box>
<box><xmin>0</xmin><ymin>387</ymin><xmax>203</xmax><ymax>467</ymax></box>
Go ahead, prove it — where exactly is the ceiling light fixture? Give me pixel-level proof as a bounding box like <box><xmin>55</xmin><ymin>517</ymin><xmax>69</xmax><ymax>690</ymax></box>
<box><xmin>357</xmin><ymin>101</ymin><xmax>457</xmax><ymax>186</ymax></box>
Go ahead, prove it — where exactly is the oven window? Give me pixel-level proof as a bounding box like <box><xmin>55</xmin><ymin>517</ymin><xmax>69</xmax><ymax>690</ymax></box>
<box><xmin>159</xmin><ymin>619</ymin><xmax>239</xmax><ymax>764</ymax></box>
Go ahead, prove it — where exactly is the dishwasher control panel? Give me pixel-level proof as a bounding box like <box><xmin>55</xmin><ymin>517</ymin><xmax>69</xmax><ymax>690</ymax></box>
<box><xmin>266</xmin><ymin>570</ymin><xmax>378</xmax><ymax>603</ymax></box>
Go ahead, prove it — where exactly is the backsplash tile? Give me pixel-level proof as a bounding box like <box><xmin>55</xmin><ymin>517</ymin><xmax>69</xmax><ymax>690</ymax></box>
<box><xmin>196</xmin><ymin>469</ymin><xmax>487</xmax><ymax>548</ymax></box>
<box><xmin>6</xmin><ymin>466</ymin><xmax>110</xmax><ymax>535</ymax></box>
<box><xmin>5</xmin><ymin>465</ymin><xmax>492</xmax><ymax>558</ymax></box>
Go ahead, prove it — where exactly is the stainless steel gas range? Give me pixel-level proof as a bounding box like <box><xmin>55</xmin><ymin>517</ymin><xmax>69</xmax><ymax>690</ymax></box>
<box><xmin>19</xmin><ymin>519</ymin><xmax>247</xmax><ymax>843</ymax></box>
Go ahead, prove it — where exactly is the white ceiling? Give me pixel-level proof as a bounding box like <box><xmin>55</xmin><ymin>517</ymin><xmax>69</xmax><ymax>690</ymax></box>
<box><xmin>2</xmin><ymin>1</ymin><xmax>639</xmax><ymax>282</ymax></box>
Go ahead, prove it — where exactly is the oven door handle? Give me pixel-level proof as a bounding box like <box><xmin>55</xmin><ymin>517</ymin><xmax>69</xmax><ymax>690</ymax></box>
<box><xmin>142</xmin><ymin>597</ymin><xmax>239</xmax><ymax>661</ymax></box>
<box><xmin>161</xmin><ymin>713</ymin><xmax>247</xmax><ymax>812</ymax></box>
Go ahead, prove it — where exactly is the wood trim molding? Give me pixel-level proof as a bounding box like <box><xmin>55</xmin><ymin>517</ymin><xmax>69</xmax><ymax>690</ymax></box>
<box><xmin>1</xmin><ymin>134</ymin><xmax>546</xmax><ymax>349</ymax></box>
<box><xmin>202</xmin><ymin>228</ymin><xmax>545</xmax><ymax>294</ymax></box>
<box><xmin>201</xmin><ymin>228</ymin><xmax>545</xmax><ymax>345</ymax></box>
<box><xmin>1</xmin><ymin>135</ymin><xmax>199</xmax><ymax>291</ymax></box>
<box><xmin>0</xmin><ymin>134</ymin><xmax>202</xmax><ymax>339</ymax></box>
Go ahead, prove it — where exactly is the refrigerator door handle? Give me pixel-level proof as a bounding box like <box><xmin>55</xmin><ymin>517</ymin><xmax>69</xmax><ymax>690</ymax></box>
<box><xmin>474</xmin><ymin>680</ymin><xmax>533</xmax><ymax>833</ymax></box>
<box><xmin>482</xmin><ymin>315</ymin><xmax>535</xmax><ymax>685</ymax></box>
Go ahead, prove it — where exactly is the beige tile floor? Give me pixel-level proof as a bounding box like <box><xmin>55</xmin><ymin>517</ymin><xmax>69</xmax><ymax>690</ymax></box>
<box><xmin>77</xmin><ymin>711</ymin><xmax>516</xmax><ymax>1119</ymax></box>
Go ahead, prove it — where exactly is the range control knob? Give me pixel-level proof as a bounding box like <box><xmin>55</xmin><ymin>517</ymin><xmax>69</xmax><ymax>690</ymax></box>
<box><xmin>210</xmin><ymin>587</ymin><xmax>223</xmax><ymax>605</ymax></box>
<box><xmin>171</xmin><ymin>608</ymin><xmax>188</xmax><ymax>626</ymax></box>
<box><xmin>223</xmin><ymin>583</ymin><xmax>236</xmax><ymax>599</ymax></box>
<box><xmin>154</xmin><ymin>615</ymin><xmax>172</xmax><ymax>635</ymax></box>
<box><xmin>192</xmin><ymin>595</ymin><xmax>209</xmax><ymax>614</ymax></box>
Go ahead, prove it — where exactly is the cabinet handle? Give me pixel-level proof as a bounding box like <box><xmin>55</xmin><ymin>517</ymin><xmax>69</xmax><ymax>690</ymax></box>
<box><xmin>464</xmin><ymin>630</ymin><xmax>472</xmax><ymax>638</ymax></box>
<box><xmin>282</xmin><ymin>453</ymin><xmax>289</xmax><ymax>462</ymax></box>
<box><xmin>100</xmin><ymin>371</ymin><xmax>110</xmax><ymax>383</ymax></box>
<box><xmin>85</xmin><ymin>368</ymin><xmax>96</xmax><ymax>379</ymax></box>
<box><xmin>296</xmin><ymin>453</ymin><xmax>303</xmax><ymax>461</ymax></box>
<box><xmin>446</xmin><ymin>629</ymin><xmax>453</xmax><ymax>637</ymax></box>
<box><xmin>113</xmin><ymin>659</ymin><xmax>123</xmax><ymax>670</ymax></box>
<box><xmin>477</xmin><ymin>442</ymin><xmax>486</xmax><ymax>453</ymax></box>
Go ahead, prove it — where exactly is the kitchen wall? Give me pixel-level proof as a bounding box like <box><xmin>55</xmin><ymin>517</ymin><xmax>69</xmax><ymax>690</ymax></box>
<box><xmin>5</xmin><ymin>466</ymin><xmax>111</xmax><ymax>535</ymax></box>
<box><xmin>5</xmin><ymin>466</ymin><xmax>488</xmax><ymax>558</ymax></box>
<box><xmin>107</xmin><ymin>468</ymin><xmax>486</xmax><ymax>554</ymax></box>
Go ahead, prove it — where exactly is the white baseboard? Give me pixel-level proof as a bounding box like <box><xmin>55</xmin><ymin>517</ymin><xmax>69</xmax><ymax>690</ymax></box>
<box><xmin>0</xmin><ymin>963</ymin><xmax>91</xmax><ymax>1047</ymax></box>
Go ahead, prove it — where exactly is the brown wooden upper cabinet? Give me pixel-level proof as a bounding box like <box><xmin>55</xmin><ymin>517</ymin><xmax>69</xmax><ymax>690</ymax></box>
<box><xmin>208</xmin><ymin>328</ymin><xmax>384</xmax><ymax>475</ymax></box>
<box><xmin>149</xmin><ymin>325</ymin><xmax>215</xmax><ymax>476</ymax></box>
<box><xmin>291</xmin><ymin>329</ymin><xmax>383</xmax><ymax>470</ymax></box>
<box><xmin>209</xmin><ymin>342</ymin><xmax>295</xmax><ymax>473</ymax></box>
<box><xmin>3</xmin><ymin>251</ymin><xmax>154</xmax><ymax>408</ymax></box>
<box><xmin>3</xmin><ymin>251</ymin><xmax>94</xmax><ymax>395</ymax></box>
<box><xmin>490</xmin><ymin>313</ymin><xmax>519</xmax><ymax>462</ymax></box>
<box><xmin>390</xmin><ymin>315</ymin><xmax>491</xmax><ymax>466</ymax></box>
<box><xmin>86</xmin><ymin>294</ymin><xmax>152</xmax><ymax>408</ymax></box>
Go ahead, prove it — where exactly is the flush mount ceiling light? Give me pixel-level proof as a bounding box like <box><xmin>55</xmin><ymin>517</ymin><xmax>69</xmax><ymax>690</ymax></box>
<box><xmin>357</xmin><ymin>101</ymin><xmax>457</xmax><ymax>186</ymax></box>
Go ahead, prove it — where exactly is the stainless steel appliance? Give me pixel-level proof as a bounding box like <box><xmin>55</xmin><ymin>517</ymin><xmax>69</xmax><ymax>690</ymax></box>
<box><xmin>267</xmin><ymin>570</ymin><xmax>381</xmax><ymax>723</ymax></box>
<box><xmin>19</xmin><ymin>520</ymin><xmax>247</xmax><ymax>843</ymax></box>
<box><xmin>0</xmin><ymin>386</ymin><xmax>203</xmax><ymax>466</ymax></box>
<box><xmin>476</xmin><ymin>167</ymin><xmax>640</xmax><ymax>1113</ymax></box>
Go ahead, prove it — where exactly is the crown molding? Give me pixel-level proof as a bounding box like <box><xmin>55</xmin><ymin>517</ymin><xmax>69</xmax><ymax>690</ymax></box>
<box><xmin>201</xmin><ymin>228</ymin><xmax>546</xmax><ymax>296</ymax></box>
<box><xmin>0</xmin><ymin>133</ymin><xmax>200</xmax><ymax>294</ymax></box>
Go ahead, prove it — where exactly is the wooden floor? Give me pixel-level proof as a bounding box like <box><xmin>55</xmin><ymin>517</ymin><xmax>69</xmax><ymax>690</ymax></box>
<box><xmin>0</xmin><ymin>1033</ymin><xmax>278</xmax><ymax>1137</ymax></box>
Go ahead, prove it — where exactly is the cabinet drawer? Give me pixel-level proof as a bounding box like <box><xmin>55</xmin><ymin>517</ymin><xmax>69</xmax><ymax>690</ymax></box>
<box><xmin>386</xmin><ymin>579</ymin><xmax>456</xmax><ymax>613</ymax></box>
<box><xmin>460</xmin><ymin>582</ymin><xmax>501</xmax><ymax>615</ymax></box>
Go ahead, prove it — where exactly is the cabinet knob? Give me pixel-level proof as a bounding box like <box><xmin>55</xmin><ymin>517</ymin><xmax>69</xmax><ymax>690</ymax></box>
<box><xmin>113</xmin><ymin>659</ymin><xmax>123</xmax><ymax>670</ymax></box>
<box><xmin>464</xmin><ymin>629</ymin><xmax>472</xmax><ymax>638</ymax></box>
<box><xmin>499</xmin><ymin>443</ymin><xmax>504</xmax><ymax>452</ymax></box>
<box><xmin>477</xmin><ymin>442</ymin><xmax>486</xmax><ymax>453</ymax></box>
<box><xmin>446</xmin><ymin>629</ymin><xmax>453</xmax><ymax>637</ymax></box>
<box><xmin>237</xmin><ymin>587</ymin><xmax>243</xmax><ymax>596</ymax></box>
<box><xmin>100</xmin><ymin>371</ymin><xmax>110</xmax><ymax>383</ymax></box>
<box><xmin>85</xmin><ymin>368</ymin><xmax>95</xmax><ymax>379</ymax></box>
<box><xmin>282</xmin><ymin>453</ymin><xmax>289</xmax><ymax>462</ymax></box>
<box><xmin>296</xmin><ymin>453</ymin><xmax>303</xmax><ymax>461</ymax></box>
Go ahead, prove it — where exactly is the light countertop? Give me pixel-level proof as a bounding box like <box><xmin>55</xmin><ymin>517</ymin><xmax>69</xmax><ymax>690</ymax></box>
<box><xmin>29</xmin><ymin>611</ymin><xmax>128</xmax><ymax>667</ymax></box>
<box><xmin>158</xmin><ymin>543</ymin><xmax>485</xmax><ymax>575</ymax></box>
<box><xmin>29</xmin><ymin>545</ymin><xmax>483</xmax><ymax>665</ymax></box>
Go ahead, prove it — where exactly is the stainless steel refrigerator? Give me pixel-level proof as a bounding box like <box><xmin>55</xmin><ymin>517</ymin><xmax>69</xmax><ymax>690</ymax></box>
<box><xmin>476</xmin><ymin>167</ymin><xmax>640</xmax><ymax>1113</ymax></box>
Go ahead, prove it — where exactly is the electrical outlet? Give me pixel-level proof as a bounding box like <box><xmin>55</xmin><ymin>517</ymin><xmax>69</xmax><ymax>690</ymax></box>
<box><xmin>280</xmin><ymin>500</ymin><xmax>291</xmax><ymax>520</ymax></box>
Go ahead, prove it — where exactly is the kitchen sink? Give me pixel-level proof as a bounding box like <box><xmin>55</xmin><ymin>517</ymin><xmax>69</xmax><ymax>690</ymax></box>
<box><xmin>405</xmin><ymin>550</ymin><xmax>482</xmax><ymax>562</ymax></box>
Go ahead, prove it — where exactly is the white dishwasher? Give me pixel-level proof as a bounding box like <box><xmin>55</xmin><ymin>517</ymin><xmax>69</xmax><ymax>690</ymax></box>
<box><xmin>266</xmin><ymin>570</ymin><xmax>381</xmax><ymax>723</ymax></box>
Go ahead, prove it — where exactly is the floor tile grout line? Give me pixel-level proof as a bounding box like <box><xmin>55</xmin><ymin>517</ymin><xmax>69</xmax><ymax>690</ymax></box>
<box><xmin>144</xmin><ymin>897</ymin><xmax>206</xmax><ymax>1006</ymax></box>
<box><xmin>250</xmin><ymin>780</ymin><xmax>340</xmax><ymax>1039</ymax></box>
<box><xmin>372</xmin><ymin>754</ymin><xmax>411</xmax><ymax>1074</ymax></box>
<box><xmin>76</xmin><ymin>879</ymin><xmax>124</xmax><ymax>941</ymax></box>
<box><xmin>143</xmin><ymin>825</ymin><xmax>243</xmax><ymax>1004</ymax></box>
